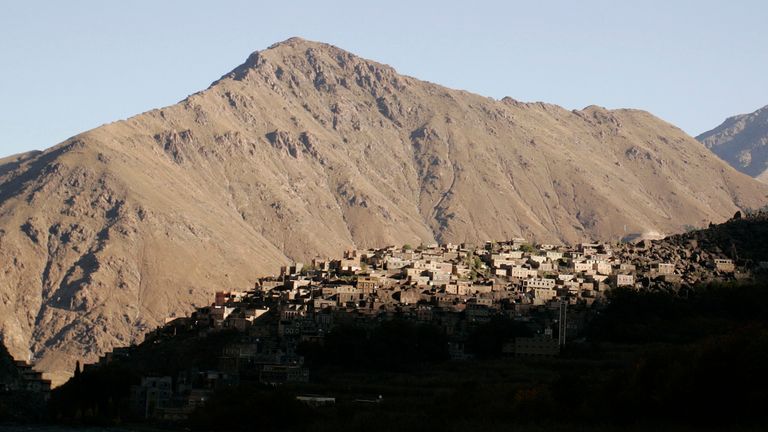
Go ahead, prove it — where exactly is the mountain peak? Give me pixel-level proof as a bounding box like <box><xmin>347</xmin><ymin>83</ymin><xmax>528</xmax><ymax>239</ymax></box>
<box><xmin>211</xmin><ymin>37</ymin><xmax>404</xmax><ymax>95</ymax></box>
<box><xmin>215</xmin><ymin>37</ymin><xmax>359</xmax><ymax>85</ymax></box>
<box><xmin>266</xmin><ymin>36</ymin><xmax>325</xmax><ymax>50</ymax></box>
<box><xmin>3</xmin><ymin>37</ymin><xmax>767</xmax><ymax>385</ymax></box>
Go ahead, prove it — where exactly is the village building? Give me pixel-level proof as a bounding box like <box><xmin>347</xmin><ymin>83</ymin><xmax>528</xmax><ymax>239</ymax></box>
<box><xmin>714</xmin><ymin>259</ymin><xmax>735</xmax><ymax>273</ymax></box>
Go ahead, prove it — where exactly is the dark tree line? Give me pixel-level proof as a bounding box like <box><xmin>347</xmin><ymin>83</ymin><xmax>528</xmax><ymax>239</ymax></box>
<box><xmin>299</xmin><ymin>319</ymin><xmax>450</xmax><ymax>371</ymax></box>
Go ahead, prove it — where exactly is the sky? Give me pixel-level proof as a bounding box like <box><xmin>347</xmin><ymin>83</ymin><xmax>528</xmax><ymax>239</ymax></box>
<box><xmin>1</xmin><ymin>0</ymin><xmax>766</xmax><ymax>158</ymax></box>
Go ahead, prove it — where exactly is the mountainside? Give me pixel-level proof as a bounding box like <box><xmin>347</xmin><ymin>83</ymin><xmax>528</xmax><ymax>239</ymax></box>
<box><xmin>0</xmin><ymin>151</ymin><xmax>42</xmax><ymax>177</ymax></box>
<box><xmin>1</xmin><ymin>37</ymin><xmax>767</xmax><ymax>384</ymax></box>
<box><xmin>697</xmin><ymin>105</ymin><xmax>768</xmax><ymax>183</ymax></box>
<box><xmin>660</xmin><ymin>211</ymin><xmax>768</xmax><ymax>263</ymax></box>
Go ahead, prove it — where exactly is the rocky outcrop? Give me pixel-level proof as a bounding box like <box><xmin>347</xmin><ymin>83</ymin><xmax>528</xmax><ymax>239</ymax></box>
<box><xmin>617</xmin><ymin>212</ymin><xmax>768</xmax><ymax>292</ymax></box>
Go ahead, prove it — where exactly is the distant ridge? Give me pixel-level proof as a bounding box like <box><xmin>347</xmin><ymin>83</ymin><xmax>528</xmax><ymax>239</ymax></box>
<box><xmin>697</xmin><ymin>105</ymin><xmax>768</xmax><ymax>183</ymax></box>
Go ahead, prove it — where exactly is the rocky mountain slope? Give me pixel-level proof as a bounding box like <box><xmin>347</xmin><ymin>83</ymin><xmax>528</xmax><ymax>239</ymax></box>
<box><xmin>697</xmin><ymin>105</ymin><xmax>768</xmax><ymax>183</ymax></box>
<box><xmin>660</xmin><ymin>211</ymin><xmax>768</xmax><ymax>264</ymax></box>
<box><xmin>0</xmin><ymin>151</ymin><xmax>42</xmax><ymax>177</ymax></box>
<box><xmin>1</xmin><ymin>37</ymin><xmax>767</xmax><ymax>384</ymax></box>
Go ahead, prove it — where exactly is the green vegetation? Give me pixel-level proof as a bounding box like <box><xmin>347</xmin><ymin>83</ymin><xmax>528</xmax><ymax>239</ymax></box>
<box><xmin>466</xmin><ymin>317</ymin><xmax>532</xmax><ymax>357</ymax></box>
<box><xmin>48</xmin><ymin>362</ymin><xmax>135</xmax><ymax>425</ymax></box>
<box><xmin>574</xmin><ymin>281</ymin><xmax>768</xmax><ymax>427</ymax></box>
<box><xmin>0</xmin><ymin>343</ymin><xmax>48</xmax><ymax>422</ymax></box>
<box><xmin>589</xmin><ymin>281</ymin><xmax>768</xmax><ymax>344</ymax></box>
<box><xmin>299</xmin><ymin>262</ymin><xmax>317</xmax><ymax>275</ymax></box>
<box><xmin>48</xmin><ymin>328</ymin><xmax>241</xmax><ymax>424</ymax></box>
<box><xmin>299</xmin><ymin>320</ymin><xmax>449</xmax><ymax>372</ymax></box>
<box><xmin>744</xmin><ymin>205</ymin><xmax>768</xmax><ymax>216</ymax></box>
<box><xmin>296</xmin><ymin>281</ymin><xmax>768</xmax><ymax>431</ymax></box>
<box><xmin>43</xmin><ymin>280</ymin><xmax>768</xmax><ymax>430</ymax></box>
<box><xmin>189</xmin><ymin>385</ymin><xmax>312</xmax><ymax>431</ymax></box>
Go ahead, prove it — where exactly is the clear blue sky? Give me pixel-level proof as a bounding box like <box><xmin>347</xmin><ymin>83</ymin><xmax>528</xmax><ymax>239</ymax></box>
<box><xmin>1</xmin><ymin>0</ymin><xmax>766</xmax><ymax>158</ymax></box>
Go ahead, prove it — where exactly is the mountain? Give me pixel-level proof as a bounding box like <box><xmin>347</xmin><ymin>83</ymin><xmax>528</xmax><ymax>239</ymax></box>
<box><xmin>697</xmin><ymin>105</ymin><xmax>768</xmax><ymax>184</ymax></box>
<box><xmin>1</xmin><ymin>37</ymin><xmax>766</xmax><ymax>384</ymax></box>
<box><xmin>0</xmin><ymin>151</ymin><xmax>42</xmax><ymax>177</ymax></box>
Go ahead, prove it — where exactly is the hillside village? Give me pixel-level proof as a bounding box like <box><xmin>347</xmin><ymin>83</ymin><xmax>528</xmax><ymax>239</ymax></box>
<box><xmin>3</xmin><ymin>38</ymin><xmax>768</xmax><ymax>390</ymax></box>
<box><xmin>69</xmin><ymin>227</ymin><xmax>761</xmax><ymax>421</ymax></box>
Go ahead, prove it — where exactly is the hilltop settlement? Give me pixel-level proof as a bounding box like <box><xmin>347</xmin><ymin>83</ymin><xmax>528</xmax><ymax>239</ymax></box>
<box><xmin>2</xmin><ymin>213</ymin><xmax>766</xmax><ymax>426</ymax></box>
<box><xmin>38</xmin><ymin>212</ymin><xmax>760</xmax><ymax>422</ymax></box>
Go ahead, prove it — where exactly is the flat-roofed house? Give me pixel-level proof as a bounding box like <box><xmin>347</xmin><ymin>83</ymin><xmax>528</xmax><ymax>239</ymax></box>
<box><xmin>714</xmin><ymin>259</ymin><xmax>735</xmax><ymax>273</ymax></box>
